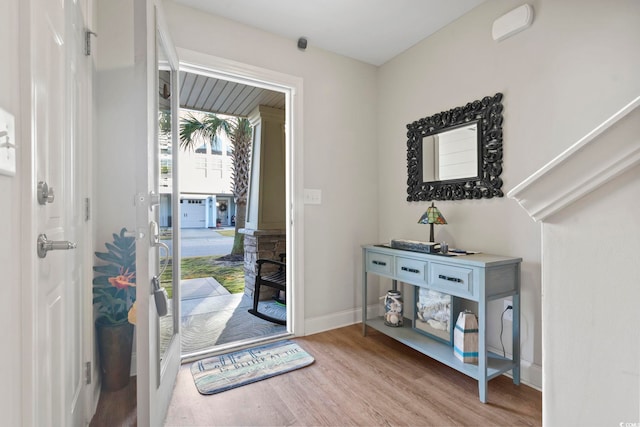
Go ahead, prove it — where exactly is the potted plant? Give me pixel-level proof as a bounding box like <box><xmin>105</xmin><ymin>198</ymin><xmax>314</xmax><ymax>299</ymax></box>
<box><xmin>93</xmin><ymin>228</ymin><xmax>136</xmax><ymax>391</ymax></box>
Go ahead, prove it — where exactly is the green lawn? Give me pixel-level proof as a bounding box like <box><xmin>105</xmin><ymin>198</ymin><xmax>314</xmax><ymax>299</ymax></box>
<box><xmin>216</xmin><ymin>229</ymin><xmax>235</xmax><ymax>237</ymax></box>
<box><xmin>159</xmin><ymin>255</ymin><xmax>244</xmax><ymax>298</ymax></box>
<box><xmin>159</xmin><ymin>228</ymin><xmax>235</xmax><ymax>239</ymax></box>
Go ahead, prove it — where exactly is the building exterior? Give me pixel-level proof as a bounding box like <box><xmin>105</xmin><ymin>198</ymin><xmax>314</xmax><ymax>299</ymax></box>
<box><xmin>159</xmin><ymin>110</ymin><xmax>237</xmax><ymax>228</ymax></box>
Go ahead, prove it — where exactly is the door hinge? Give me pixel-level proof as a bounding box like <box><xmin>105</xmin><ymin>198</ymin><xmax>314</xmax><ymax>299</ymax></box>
<box><xmin>84</xmin><ymin>29</ymin><xmax>97</xmax><ymax>56</ymax></box>
<box><xmin>85</xmin><ymin>361</ymin><xmax>92</xmax><ymax>385</ymax></box>
<box><xmin>84</xmin><ymin>197</ymin><xmax>90</xmax><ymax>221</ymax></box>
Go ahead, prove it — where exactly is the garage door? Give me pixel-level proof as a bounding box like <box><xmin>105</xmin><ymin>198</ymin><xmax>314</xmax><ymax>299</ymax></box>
<box><xmin>181</xmin><ymin>199</ymin><xmax>206</xmax><ymax>228</ymax></box>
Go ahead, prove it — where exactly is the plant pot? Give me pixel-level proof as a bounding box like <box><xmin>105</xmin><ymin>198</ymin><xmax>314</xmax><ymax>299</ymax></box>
<box><xmin>96</xmin><ymin>320</ymin><xmax>134</xmax><ymax>391</ymax></box>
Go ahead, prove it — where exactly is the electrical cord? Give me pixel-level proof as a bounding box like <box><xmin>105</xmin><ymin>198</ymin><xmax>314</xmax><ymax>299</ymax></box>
<box><xmin>499</xmin><ymin>305</ymin><xmax>512</xmax><ymax>357</ymax></box>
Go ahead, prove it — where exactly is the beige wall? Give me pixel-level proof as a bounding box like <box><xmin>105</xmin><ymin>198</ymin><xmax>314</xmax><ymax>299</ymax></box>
<box><xmin>0</xmin><ymin>0</ymin><xmax>23</xmax><ymax>423</ymax></box>
<box><xmin>163</xmin><ymin>1</ymin><xmax>379</xmax><ymax>323</ymax></box>
<box><xmin>377</xmin><ymin>0</ymin><xmax>640</xmax><ymax>395</ymax></box>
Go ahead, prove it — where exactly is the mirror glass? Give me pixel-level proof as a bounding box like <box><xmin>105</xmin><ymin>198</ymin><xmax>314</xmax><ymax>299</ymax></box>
<box><xmin>406</xmin><ymin>93</ymin><xmax>504</xmax><ymax>201</ymax></box>
<box><xmin>422</xmin><ymin>123</ymin><xmax>478</xmax><ymax>182</ymax></box>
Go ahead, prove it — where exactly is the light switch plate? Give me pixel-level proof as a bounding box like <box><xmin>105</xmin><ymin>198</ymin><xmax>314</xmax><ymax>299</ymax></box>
<box><xmin>303</xmin><ymin>188</ymin><xmax>322</xmax><ymax>205</ymax></box>
<box><xmin>0</xmin><ymin>108</ymin><xmax>16</xmax><ymax>176</ymax></box>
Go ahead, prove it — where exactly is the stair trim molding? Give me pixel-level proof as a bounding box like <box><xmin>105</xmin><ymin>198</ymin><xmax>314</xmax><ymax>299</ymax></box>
<box><xmin>508</xmin><ymin>95</ymin><xmax>640</xmax><ymax>221</ymax></box>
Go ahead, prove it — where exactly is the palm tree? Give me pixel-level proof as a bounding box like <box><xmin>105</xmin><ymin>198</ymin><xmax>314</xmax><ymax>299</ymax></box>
<box><xmin>226</xmin><ymin>117</ymin><xmax>252</xmax><ymax>254</ymax></box>
<box><xmin>179</xmin><ymin>113</ymin><xmax>252</xmax><ymax>255</ymax></box>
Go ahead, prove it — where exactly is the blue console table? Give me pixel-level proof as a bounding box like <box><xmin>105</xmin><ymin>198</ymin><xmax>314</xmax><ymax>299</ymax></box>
<box><xmin>362</xmin><ymin>244</ymin><xmax>522</xmax><ymax>403</ymax></box>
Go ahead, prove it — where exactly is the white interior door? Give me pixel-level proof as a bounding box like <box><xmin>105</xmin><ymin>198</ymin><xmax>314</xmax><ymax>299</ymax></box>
<box><xmin>29</xmin><ymin>0</ymin><xmax>89</xmax><ymax>424</ymax></box>
<box><xmin>133</xmin><ymin>1</ymin><xmax>181</xmax><ymax>425</ymax></box>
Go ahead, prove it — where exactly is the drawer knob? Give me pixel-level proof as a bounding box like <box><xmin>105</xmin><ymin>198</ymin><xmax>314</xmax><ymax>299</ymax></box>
<box><xmin>372</xmin><ymin>260</ymin><xmax>387</xmax><ymax>266</ymax></box>
<box><xmin>401</xmin><ymin>266</ymin><xmax>420</xmax><ymax>274</ymax></box>
<box><xmin>439</xmin><ymin>274</ymin><xmax>463</xmax><ymax>283</ymax></box>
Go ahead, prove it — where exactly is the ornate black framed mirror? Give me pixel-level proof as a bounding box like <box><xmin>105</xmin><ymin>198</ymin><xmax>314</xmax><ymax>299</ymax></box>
<box><xmin>406</xmin><ymin>93</ymin><xmax>504</xmax><ymax>201</ymax></box>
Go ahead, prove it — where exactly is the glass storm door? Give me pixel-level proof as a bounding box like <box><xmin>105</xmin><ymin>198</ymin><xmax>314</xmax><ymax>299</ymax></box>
<box><xmin>133</xmin><ymin>1</ymin><xmax>181</xmax><ymax>425</ymax></box>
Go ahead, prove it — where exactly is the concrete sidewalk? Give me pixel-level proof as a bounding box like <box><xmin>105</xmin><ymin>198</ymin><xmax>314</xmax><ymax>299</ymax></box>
<box><xmin>180</xmin><ymin>276</ymin><xmax>230</xmax><ymax>316</ymax></box>
<box><xmin>181</xmin><ymin>277</ymin><xmax>229</xmax><ymax>300</ymax></box>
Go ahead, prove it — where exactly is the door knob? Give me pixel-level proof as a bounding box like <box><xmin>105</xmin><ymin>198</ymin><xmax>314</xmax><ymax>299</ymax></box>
<box><xmin>37</xmin><ymin>234</ymin><xmax>77</xmax><ymax>258</ymax></box>
<box><xmin>37</xmin><ymin>181</ymin><xmax>55</xmax><ymax>205</ymax></box>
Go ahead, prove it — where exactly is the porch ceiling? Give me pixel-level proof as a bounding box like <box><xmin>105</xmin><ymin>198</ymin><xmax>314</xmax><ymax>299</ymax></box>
<box><xmin>180</xmin><ymin>71</ymin><xmax>285</xmax><ymax>117</ymax></box>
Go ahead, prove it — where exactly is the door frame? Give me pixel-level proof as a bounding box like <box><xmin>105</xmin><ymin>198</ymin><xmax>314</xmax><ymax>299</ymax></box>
<box><xmin>178</xmin><ymin>48</ymin><xmax>305</xmax><ymax>337</ymax></box>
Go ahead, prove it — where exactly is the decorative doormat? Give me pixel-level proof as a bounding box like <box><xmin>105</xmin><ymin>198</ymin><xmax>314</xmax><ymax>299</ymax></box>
<box><xmin>191</xmin><ymin>340</ymin><xmax>314</xmax><ymax>395</ymax></box>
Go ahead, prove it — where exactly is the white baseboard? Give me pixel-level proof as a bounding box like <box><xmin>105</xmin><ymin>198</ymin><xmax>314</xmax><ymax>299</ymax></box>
<box><xmin>304</xmin><ymin>307</ymin><xmax>363</xmax><ymax>335</ymax></box>
<box><xmin>304</xmin><ymin>306</ymin><xmax>543</xmax><ymax>391</ymax></box>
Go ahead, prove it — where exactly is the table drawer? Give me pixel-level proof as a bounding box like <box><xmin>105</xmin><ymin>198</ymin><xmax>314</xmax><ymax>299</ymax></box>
<box><xmin>429</xmin><ymin>262</ymin><xmax>475</xmax><ymax>298</ymax></box>
<box><xmin>396</xmin><ymin>257</ymin><xmax>428</xmax><ymax>286</ymax></box>
<box><xmin>366</xmin><ymin>251</ymin><xmax>394</xmax><ymax>276</ymax></box>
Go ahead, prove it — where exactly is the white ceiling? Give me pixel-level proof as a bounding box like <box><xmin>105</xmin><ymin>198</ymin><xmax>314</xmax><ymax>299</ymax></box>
<box><xmin>173</xmin><ymin>0</ymin><xmax>487</xmax><ymax>66</ymax></box>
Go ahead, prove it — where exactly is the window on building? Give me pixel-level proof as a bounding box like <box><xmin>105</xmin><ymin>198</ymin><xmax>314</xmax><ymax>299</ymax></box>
<box><xmin>211</xmin><ymin>135</ymin><xmax>222</xmax><ymax>155</ymax></box>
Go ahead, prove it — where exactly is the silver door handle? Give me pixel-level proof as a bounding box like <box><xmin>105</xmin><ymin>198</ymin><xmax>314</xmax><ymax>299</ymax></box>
<box><xmin>37</xmin><ymin>234</ymin><xmax>77</xmax><ymax>258</ymax></box>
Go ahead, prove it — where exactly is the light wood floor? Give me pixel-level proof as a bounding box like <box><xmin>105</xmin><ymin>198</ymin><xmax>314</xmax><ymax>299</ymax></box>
<box><xmin>89</xmin><ymin>376</ymin><xmax>137</xmax><ymax>427</ymax></box>
<box><xmin>91</xmin><ymin>324</ymin><xmax>542</xmax><ymax>426</ymax></box>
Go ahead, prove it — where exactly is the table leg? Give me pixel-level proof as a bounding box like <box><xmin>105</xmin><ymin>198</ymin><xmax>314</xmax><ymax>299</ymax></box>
<box><xmin>512</xmin><ymin>292</ymin><xmax>521</xmax><ymax>385</ymax></box>
<box><xmin>362</xmin><ymin>248</ymin><xmax>367</xmax><ymax>336</ymax></box>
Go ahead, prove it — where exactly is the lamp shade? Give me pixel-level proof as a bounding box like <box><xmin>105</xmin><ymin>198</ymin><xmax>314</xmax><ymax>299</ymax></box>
<box><xmin>418</xmin><ymin>202</ymin><xmax>447</xmax><ymax>242</ymax></box>
<box><xmin>418</xmin><ymin>202</ymin><xmax>447</xmax><ymax>225</ymax></box>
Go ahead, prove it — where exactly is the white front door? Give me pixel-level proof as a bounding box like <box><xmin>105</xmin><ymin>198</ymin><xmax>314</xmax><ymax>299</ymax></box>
<box><xmin>28</xmin><ymin>0</ymin><xmax>90</xmax><ymax>424</ymax></box>
<box><xmin>216</xmin><ymin>198</ymin><xmax>230</xmax><ymax>226</ymax></box>
<box><xmin>133</xmin><ymin>1</ymin><xmax>181</xmax><ymax>425</ymax></box>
